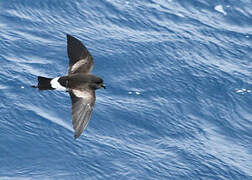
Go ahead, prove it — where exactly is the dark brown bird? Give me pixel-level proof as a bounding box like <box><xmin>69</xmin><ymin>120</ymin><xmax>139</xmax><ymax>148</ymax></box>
<box><xmin>32</xmin><ymin>34</ymin><xmax>105</xmax><ymax>139</ymax></box>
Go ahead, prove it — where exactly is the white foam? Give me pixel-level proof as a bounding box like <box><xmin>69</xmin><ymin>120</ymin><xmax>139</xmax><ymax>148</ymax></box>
<box><xmin>215</xmin><ymin>5</ymin><xmax>227</xmax><ymax>15</ymax></box>
<box><xmin>50</xmin><ymin>77</ymin><xmax>66</xmax><ymax>91</ymax></box>
<box><xmin>177</xmin><ymin>13</ymin><xmax>184</xmax><ymax>17</ymax></box>
<box><xmin>128</xmin><ymin>91</ymin><xmax>141</xmax><ymax>95</ymax></box>
<box><xmin>236</xmin><ymin>89</ymin><xmax>244</xmax><ymax>93</ymax></box>
<box><xmin>135</xmin><ymin>92</ymin><xmax>141</xmax><ymax>95</ymax></box>
<box><xmin>236</xmin><ymin>89</ymin><xmax>251</xmax><ymax>94</ymax></box>
<box><xmin>21</xmin><ymin>86</ymin><xmax>24</xmax><ymax>89</ymax></box>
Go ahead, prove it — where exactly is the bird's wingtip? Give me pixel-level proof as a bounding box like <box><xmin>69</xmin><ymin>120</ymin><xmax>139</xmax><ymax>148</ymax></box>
<box><xmin>74</xmin><ymin>134</ymin><xmax>79</xmax><ymax>140</ymax></box>
<box><xmin>66</xmin><ymin>34</ymin><xmax>71</xmax><ymax>39</ymax></box>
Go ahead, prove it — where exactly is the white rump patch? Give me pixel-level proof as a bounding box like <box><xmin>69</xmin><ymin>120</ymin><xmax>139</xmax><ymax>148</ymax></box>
<box><xmin>50</xmin><ymin>77</ymin><xmax>66</xmax><ymax>91</ymax></box>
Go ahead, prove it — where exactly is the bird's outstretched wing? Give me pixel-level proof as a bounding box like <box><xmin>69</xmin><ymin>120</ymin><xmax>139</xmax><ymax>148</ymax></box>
<box><xmin>69</xmin><ymin>89</ymin><xmax>95</xmax><ymax>139</ymax></box>
<box><xmin>67</xmin><ymin>34</ymin><xmax>94</xmax><ymax>75</ymax></box>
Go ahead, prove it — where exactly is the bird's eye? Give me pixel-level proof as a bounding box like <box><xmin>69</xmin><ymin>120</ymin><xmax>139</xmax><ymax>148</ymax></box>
<box><xmin>95</xmin><ymin>79</ymin><xmax>102</xmax><ymax>84</ymax></box>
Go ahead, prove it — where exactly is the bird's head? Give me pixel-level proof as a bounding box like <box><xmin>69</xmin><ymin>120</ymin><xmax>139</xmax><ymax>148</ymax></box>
<box><xmin>89</xmin><ymin>76</ymin><xmax>106</xmax><ymax>90</ymax></box>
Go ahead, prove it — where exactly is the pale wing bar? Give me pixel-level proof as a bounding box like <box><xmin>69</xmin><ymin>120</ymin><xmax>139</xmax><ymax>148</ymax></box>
<box><xmin>67</xmin><ymin>56</ymin><xmax>93</xmax><ymax>75</ymax></box>
<box><xmin>67</xmin><ymin>34</ymin><xmax>94</xmax><ymax>75</ymax></box>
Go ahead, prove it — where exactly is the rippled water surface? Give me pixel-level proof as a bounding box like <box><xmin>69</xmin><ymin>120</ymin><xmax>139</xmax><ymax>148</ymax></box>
<box><xmin>0</xmin><ymin>0</ymin><xmax>252</xmax><ymax>179</ymax></box>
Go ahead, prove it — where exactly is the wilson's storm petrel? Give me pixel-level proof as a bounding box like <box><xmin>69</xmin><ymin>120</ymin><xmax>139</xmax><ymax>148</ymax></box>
<box><xmin>32</xmin><ymin>34</ymin><xmax>105</xmax><ymax>139</ymax></box>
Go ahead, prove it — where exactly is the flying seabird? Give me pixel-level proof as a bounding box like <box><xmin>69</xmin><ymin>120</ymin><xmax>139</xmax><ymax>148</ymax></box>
<box><xmin>32</xmin><ymin>34</ymin><xmax>105</xmax><ymax>139</ymax></box>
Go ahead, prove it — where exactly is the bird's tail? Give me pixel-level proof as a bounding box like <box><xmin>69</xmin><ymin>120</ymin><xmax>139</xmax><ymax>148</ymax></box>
<box><xmin>31</xmin><ymin>76</ymin><xmax>54</xmax><ymax>90</ymax></box>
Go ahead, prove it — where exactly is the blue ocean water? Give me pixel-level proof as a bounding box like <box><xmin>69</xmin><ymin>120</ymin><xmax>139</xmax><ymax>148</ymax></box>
<box><xmin>0</xmin><ymin>0</ymin><xmax>251</xmax><ymax>179</ymax></box>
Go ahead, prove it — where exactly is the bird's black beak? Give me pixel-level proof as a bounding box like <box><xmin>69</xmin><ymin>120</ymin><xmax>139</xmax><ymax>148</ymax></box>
<box><xmin>101</xmin><ymin>84</ymin><xmax>106</xmax><ymax>89</ymax></box>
